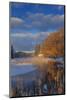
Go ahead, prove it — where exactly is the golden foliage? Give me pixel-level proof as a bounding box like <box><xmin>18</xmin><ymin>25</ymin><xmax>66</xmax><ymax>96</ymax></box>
<box><xmin>35</xmin><ymin>28</ymin><xmax>64</xmax><ymax>57</ymax></box>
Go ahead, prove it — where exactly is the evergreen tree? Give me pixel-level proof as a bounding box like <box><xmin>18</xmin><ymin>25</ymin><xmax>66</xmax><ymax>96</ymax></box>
<box><xmin>11</xmin><ymin>45</ymin><xmax>14</xmax><ymax>58</ymax></box>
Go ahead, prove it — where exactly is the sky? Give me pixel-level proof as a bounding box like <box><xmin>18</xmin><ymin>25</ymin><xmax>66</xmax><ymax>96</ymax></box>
<box><xmin>10</xmin><ymin>2</ymin><xmax>64</xmax><ymax>51</ymax></box>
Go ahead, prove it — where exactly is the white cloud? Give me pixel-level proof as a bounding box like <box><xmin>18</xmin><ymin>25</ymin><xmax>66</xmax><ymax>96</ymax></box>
<box><xmin>11</xmin><ymin>31</ymin><xmax>49</xmax><ymax>40</ymax></box>
<box><xmin>11</xmin><ymin>32</ymin><xmax>39</xmax><ymax>39</ymax></box>
<box><xmin>11</xmin><ymin>31</ymin><xmax>52</xmax><ymax>51</ymax></box>
<box><xmin>52</xmin><ymin>15</ymin><xmax>64</xmax><ymax>21</ymax></box>
<box><xmin>10</xmin><ymin>17</ymin><xmax>24</xmax><ymax>26</ymax></box>
<box><xmin>27</xmin><ymin>13</ymin><xmax>64</xmax><ymax>31</ymax></box>
<box><xmin>11</xmin><ymin>13</ymin><xmax>64</xmax><ymax>32</ymax></box>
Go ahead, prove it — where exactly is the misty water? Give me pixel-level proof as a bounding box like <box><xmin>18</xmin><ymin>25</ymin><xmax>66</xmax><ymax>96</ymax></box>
<box><xmin>10</xmin><ymin>57</ymin><xmax>63</xmax><ymax>76</ymax></box>
<box><xmin>10</xmin><ymin>58</ymin><xmax>40</xmax><ymax>77</ymax></box>
<box><xmin>10</xmin><ymin>57</ymin><xmax>64</xmax><ymax>97</ymax></box>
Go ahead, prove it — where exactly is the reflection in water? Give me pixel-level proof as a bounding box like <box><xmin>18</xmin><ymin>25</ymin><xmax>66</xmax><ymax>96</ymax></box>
<box><xmin>10</xmin><ymin>58</ymin><xmax>64</xmax><ymax>97</ymax></box>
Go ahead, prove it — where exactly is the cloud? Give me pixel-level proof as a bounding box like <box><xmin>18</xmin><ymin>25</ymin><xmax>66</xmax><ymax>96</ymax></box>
<box><xmin>28</xmin><ymin>13</ymin><xmax>64</xmax><ymax>31</ymax></box>
<box><xmin>11</xmin><ymin>31</ymin><xmax>49</xmax><ymax>51</ymax></box>
<box><xmin>10</xmin><ymin>17</ymin><xmax>24</xmax><ymax>27</ymax></box>
<box><xmin>23</xmin><ymin>13</ymin><xmax>64</xmax><ymax>31</ymax></box>
<box><xmin>11</xmin><ymin>13</ymin><xmax>64</xmax><ymax>32</ymax></box>
<box><xmin>11</xmin><ymin>32</ymin><xmax>40</xmax><ymax>40</ymax></box>
<box><xmin>11</xmin><ymin>32</ymin><xmax>31</xmax><ymax>37</ymax></box>
<box><xmin>11</xmin><ymin>31</ymin><xmax>49</xmax><ymax>40</ymax></box>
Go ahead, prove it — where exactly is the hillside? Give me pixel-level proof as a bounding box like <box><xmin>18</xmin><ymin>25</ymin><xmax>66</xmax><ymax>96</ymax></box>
<box><xmin>14</xmin><ymin>51</ymin><xmax>34</xmax><ymax>58</ymax></box>
<box><xmin>35</xmin><ymin>29</ymin><xmax>64</xmax><ymax>57</ymax></box>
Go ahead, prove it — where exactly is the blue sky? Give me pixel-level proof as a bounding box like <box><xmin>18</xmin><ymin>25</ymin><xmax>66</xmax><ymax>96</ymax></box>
<box><xmin>10</xmin><ymin>2</ymin><xmax>64</xmax><ymax>51</ymax></box>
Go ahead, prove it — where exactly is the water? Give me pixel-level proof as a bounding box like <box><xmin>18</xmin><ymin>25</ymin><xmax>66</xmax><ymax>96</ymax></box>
<box><xmin>10</xmin><ymin>58</ymin><xmax>64</xmax><ymax>97</ymax></box>
<box><xmin>10</xmin><ymin>57</ymin><xmax>64</xmax><ymax>77</ymax></box>
<box><xmin>10</xmin><ymin>58</ymin><xmax>37</xmax><ymax>77</ymax></box>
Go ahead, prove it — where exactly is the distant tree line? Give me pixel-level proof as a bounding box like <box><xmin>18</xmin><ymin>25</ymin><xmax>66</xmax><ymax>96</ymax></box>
<box><xmin>11</xmin><ymin>45</ymin><xmax>34</xmax><ymax>58</ymax></box>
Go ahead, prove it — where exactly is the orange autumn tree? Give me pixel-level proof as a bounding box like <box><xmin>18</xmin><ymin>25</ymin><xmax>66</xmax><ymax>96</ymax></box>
<box><xmin>35</xmin><ymin>28</ymin><xmax>64</xmax><ymax>57</ymax></box>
